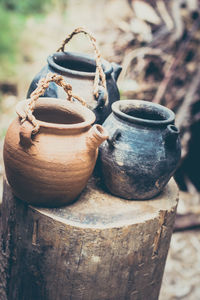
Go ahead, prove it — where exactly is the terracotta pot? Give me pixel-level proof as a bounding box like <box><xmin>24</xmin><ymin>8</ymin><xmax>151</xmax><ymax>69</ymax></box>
<box><xmin>26</xmin><ymin>28</ymin><xmax>122</xmax><ymax>124</ymax></box>
<box><xmin>99</xmin><ymin>100</ymin><xmax>181</xmax><ymax>200</ymax></box>
<box><xmin>3</xmin><ymin>75</ymin><xmax>108</xmax><ymax>207</ymax></box>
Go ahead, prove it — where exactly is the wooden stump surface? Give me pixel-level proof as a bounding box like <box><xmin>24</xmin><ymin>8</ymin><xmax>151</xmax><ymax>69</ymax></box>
<box><xmin>0</xmin><ymin>176</ymin><xmax>179</xmax><ymax>300</ymax></box>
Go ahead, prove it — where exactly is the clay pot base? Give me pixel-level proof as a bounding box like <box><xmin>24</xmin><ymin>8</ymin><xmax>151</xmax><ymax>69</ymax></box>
<box><xmin>12</xmin><ymin>188</ymin><xmax>81</xmax><ymax>208</ymax></box>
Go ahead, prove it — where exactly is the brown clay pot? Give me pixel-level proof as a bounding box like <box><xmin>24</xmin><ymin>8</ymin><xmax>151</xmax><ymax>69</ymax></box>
<box><xmin>3</xmin><ymin>75</ymin><xmax>108</xmax><ymax>207</ymax></box>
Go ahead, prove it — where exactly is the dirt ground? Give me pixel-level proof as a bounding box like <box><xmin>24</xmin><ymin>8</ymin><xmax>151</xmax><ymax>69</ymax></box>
<box><xmin>160</xmin><ymin>231</ymin><xmax>200</xmax><ymax>299</ymax></box>
<box><xmin>1</xmin><ymin>0</ymin><xmax>200</xmax><ymax>299</ymax></box>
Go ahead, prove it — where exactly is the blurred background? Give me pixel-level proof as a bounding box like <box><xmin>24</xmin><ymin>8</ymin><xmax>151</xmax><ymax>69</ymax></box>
<box><xmin>0</xmin><ymin>0</ymin><xmax>200</xmax><ymax>298</ymax></box>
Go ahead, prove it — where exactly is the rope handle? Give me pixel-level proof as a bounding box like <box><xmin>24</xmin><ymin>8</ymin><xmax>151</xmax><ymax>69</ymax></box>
<box><xmin>20</xmin><ymin>72</ymin><xmax>86</xmax><ymax>135</ymax></box>
<box><xmin>57</xmin><ymin>27</ymin><xmax>108</xmax><ymax>103</ymax></box>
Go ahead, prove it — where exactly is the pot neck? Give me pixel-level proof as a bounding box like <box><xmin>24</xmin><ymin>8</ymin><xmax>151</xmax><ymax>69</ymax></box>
<box><xmin>37</xmin><ymin>125</ymin><xmax>91</xmax><ymax>135</ymax></box>
<box><xmin>47</xmin><ymin>51</ymin><xmax>113</xmax><ymax>79</ymax></box>
<box><xmin>112</xmin><ymin>100</ymin><xmax>175</xmax><ymax>127</ymax></box>
<box><xmin>16</xmin><ymin>99</ymin><xmax>96</xmax><ymax>134</ymax></box>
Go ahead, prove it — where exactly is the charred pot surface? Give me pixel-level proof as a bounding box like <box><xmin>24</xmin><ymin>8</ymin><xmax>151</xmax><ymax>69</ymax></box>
<box><xmin>27</xmin><ymin>52</ymin><xmax>122</xmax><ymax>125</ymax></box>
<box><xmin>99</xmin><ymin>100</ymin><xmax>181</xmax><ymax>200</ymax></box>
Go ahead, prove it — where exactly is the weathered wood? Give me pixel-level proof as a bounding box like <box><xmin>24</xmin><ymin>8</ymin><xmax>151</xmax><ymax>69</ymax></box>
<box><xmin>0</xmin><ymin>176</ymin><xmax>179</xmax><ymax>300</ymax></box>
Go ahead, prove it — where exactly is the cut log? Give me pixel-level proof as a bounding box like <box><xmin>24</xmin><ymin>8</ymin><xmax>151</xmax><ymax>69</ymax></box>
<box><xmin>0</xmin><ymin>176</ymin><xmax>178</xmax><ymax>300</ymax></box>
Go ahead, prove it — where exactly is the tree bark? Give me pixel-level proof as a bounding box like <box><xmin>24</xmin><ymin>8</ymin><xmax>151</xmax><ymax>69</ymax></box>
<box><xmin>0</xmin><ymin>176</ymin><xmax>178</xmax><ymax>300</ymax></box>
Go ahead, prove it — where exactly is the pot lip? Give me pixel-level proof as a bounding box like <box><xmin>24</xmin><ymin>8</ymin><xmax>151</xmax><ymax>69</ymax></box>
<box><xmin>47</xmin><ymin>51</ymin><xmax>113</xmax><ymax>79</ymax></box>
<box><xmin>112</xmin><ymin>99</ymin><xmax>175</xmax><ymax>126</ymax></box>
<box><xmin>16</xmin><ymin>98</ymin><xmax>96</xmax><ymax>131</ymax></box>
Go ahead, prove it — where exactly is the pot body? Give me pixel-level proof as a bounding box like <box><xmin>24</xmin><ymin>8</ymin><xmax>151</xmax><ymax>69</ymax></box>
<box><xmin>99</xmin><ymin>100</ymin><xmax>181</xmax><ymax>200</ymax></box>
<box><xmin>27</xmin><ymin>52</ymin><xmax>122</xmax><ymax>124</ymax></box>
<box><xmin>3</xmin><ymin>99</ymin><xmax>108</xmax><ymax>207</ymax></box>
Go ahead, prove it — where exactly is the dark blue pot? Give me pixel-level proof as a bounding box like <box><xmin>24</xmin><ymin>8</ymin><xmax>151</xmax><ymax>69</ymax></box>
<box><xmin>99</xmin><ymin>100</ymin><xmax>181</xmax><ymax>200</ymax></box>
<box><xmin>27</xmin><ymin>51</ymin><xmax>122</xmax><ymax>124</ymax></box>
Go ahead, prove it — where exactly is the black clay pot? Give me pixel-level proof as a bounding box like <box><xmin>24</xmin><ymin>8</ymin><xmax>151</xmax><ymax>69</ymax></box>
<box><xmin>27</xmin><ymin>52</ymin><xmax>122</xmax><ymax>124</ymax></box>
<box><xmin>99</xmin><ymin>100</ymin><xmax>181</xmax><ymax>200</ymax></box>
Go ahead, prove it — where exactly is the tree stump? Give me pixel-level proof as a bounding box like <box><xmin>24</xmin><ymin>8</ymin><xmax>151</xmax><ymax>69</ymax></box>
<box><xmin>0</xmin><ymin>176</ymin><xmax>178</xmax><ymax>300</ymax></box>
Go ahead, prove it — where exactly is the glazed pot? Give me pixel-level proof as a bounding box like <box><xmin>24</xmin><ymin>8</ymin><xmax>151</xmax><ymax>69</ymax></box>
<box><xmin>3</xmin><ymin>74</ymin><xmax>108</xmax><ymax>207</ymax></box>
<box><xmin>99</xmin><ymin>100</ymin><xmax>181</xmax><ymax>200</ymax></box>
<box><xmin>27</xmin><ymin>27</ymin><xmax>122</xmax><ymax>124</ymax></box>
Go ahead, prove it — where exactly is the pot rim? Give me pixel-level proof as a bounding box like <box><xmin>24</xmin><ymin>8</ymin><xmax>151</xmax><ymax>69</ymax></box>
<box><xmin>47</xmin><ymin>51</ymin><xmax>113</xmax><ymax>79</ymax></box>
<box><xmin>16</xmin><ymin>98</ymin><xmax>96</xmax><ymax>131</ymax></box>
<box><xmin>112</xmin><ymin>99</ymin><xmax>175</xmax><ymax>126</ymax></box>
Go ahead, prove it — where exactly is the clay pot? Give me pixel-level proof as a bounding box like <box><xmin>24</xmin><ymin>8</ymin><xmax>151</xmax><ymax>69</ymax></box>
<box><xmin>99</xmin><ymin>100</ymin><xmax>181</xmax><ymax>200</ymax></box>
<box><xmin>27</xmin><ymin>28</ymin><xmax>122</xmax><ymax>125</ymax></box>
<box><xmin>3</xmin><ymin>75</ymin><xmax>108</xmax><ymax>207</ymax></box>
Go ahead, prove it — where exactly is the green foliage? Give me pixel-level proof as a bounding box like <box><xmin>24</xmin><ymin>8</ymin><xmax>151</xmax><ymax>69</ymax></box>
<box><xmin>0</xmin><ymin>4</ymin><xmax>20</xmax><ymax>79</ymax></box>
<box><xmin>0</xmin><ymin>126</ymin><xmax>7</xmax><ymax>139</ymax></box>
<box><xmin>0</xmin><ymin>0</ymin><xmax>52</xmax><ymax>15</ymax></box>
<box><xmin>0</xmin><ymin>0</ymin><xmax>55</xmax><ymax>80</ymax></box>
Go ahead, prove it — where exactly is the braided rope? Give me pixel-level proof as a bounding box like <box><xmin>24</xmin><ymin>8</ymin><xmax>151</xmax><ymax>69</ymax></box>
<box><xmin>57</xmin><ymin>27</ymin><xmax>108</xmax><ymax>102</ymax></box>
<box><xmin>20</xmin><ymin>72</ymin><xmax>86</xmax><ymax>134</ymax></box>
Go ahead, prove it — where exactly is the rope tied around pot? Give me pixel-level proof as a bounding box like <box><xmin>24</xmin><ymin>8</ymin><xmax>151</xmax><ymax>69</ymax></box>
<box><xmin>20</xmin><ymin>72</ymin><xmax>86</xmax><ymax>134</ymax></box>
<box><xmin>57</xmin><ymin>27</ymin><xmax>108</xmax><ymax>104</ymax></box>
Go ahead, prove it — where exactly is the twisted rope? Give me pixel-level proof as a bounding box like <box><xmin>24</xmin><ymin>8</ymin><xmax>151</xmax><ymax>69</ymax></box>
<box><xmin>21</xmin><ymin>72</ymin><xmax>86</xmax><ymax>134</ymax></box>
<box><xmin>57</xmin><ymin>27</ymin><xmax>108</xmax><ymax>102</ymax></box>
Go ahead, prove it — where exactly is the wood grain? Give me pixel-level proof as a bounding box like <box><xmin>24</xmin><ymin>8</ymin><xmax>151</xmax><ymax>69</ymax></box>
<box><xmin>0</xmin><ymin>176</ymin><xmax>178</xmax><ymax>300</ymax></box>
